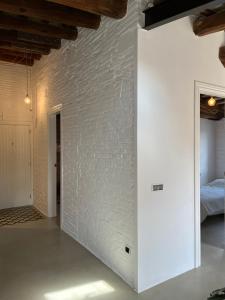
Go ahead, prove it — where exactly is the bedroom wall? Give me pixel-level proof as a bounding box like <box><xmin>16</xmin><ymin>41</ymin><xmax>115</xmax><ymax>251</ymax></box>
<box><xmin>216</xmin><ymin>118</ymin><xmax>225</xmax><ymax>179</ymax></box>
<box><xmin>32</xmin><ymin>0</ymin><xmax>138</xmax><ymax>290</ymax></box>
<box><xmin>200</xmin><ymin>119</ymin><xmax>216</xmax><ymax>186</ymax></box>
<box><xmin>200</xmin><ymin>118</ymin><xmax>225</xmax><ymax>185</ymax></box>
<box><xmin>137</xmin><ymin>17</ymin><xmax>225</xmax><ymax>292</ymax></box>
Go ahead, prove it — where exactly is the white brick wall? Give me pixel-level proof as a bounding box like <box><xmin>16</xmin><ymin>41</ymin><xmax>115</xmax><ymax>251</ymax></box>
<box><xmin>32</xmin><ymin>0</ymin><xmax>138</xmax><ymax>289</ymax></box>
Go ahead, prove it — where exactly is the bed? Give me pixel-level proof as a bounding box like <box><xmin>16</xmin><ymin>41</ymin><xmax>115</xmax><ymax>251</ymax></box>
<box><xmin>201</xmin><ymin>179</ymin><xmax>225</xmax><ymax>223</ymax></box>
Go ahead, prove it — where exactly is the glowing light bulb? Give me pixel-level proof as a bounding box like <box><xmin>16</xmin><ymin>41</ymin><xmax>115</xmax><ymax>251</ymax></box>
<box><xmin>208</xmin><ymin>97</ymin><xmax>216</xmax><ymax>107</ymax></box>
<box><xmin>24</xmin><ymin>94</ymin><xmax>31</xmax><ymax>105</ymax></box>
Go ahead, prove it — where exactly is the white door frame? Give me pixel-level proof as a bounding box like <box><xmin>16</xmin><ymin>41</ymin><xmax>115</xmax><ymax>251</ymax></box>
<box><xmin>194</xmin><ymin>81</ymin><xmax>225</xmax><ymax>267</ymax></box>
<box><xmin>48</xmin><ymin>104</ymin><xmax>62</xmax><ymax>226</ymax></box>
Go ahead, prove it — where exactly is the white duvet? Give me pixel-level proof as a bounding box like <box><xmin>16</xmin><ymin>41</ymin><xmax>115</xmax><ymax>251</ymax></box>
<box><xmin>201</xmin><ymin>179</ymin><xmax>225</xmax><ymax>223</ymax></box>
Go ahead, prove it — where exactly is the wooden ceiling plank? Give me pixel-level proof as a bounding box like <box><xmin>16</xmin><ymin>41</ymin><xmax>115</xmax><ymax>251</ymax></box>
<box><xmin>0</xmin><ymin>40</ymin><xmax>51</xmax><ymax>55</ymax></box>
<box><xmin>0</xmin><ymin>13</ymin><xmax>78</xmax><ymax>40</ymax></box>
<box><xmin>0</xmin><ymin>29</ymin><xmax>61</xmax><ymax>49</ymax></box>
<box><xmin>194</xmin><ymin>10</ymin><xmax>225</xmax><ymax>36</ymax></box>
<box><xmin>17</xmin><ymin>31</ymin><xmax>61</xmax><ymax>49</ymax></box>
<box><xmin>0</xmin><ymin>53</ymin><xmax>34</xmax><ymax>66</ymax></box>
<box><xmin>200</xmin><ymin>113</ymin><xmax>221</xmax><ymax>120</ymax></box>
<box><xmin>47</xmin><ymin>0</ymin><xmax>128</xmax><ymax>19</ymax></box>
<box><xmin>0</xmin><ymin>0</ymin><xmax>100</xmax><ymax>29</ymax></box>
<box><xmin>0</xmin><ymin>48</ymin><xmax>41</xmax><ymax>60</ymax></box>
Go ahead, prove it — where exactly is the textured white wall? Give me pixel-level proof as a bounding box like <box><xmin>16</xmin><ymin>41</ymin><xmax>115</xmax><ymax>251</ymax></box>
<box><xmin>200</xmin><ymin>119</ymin><xmax>216</xmax><ymax>186</ymax></box>
<box><xmin>137</xmin><ymin>17</ymin><xmax>225</xmax><ymax>292</ymax></box>
<box><xmin>0</xmin><ymin>62</ymin><xmax>32</xmax><ymax>123</ymax></box>
<box><xmin>216</xmin><ymin>118</ymin><xmax>225</xmax><ymax>179</ymax></box>
<box><xmin>32</xmin><ymin>3</ymin><xmax>225</xmax><ymax>293</ymax></box>
<box><xmin>32</xmin><ymin>0</ymin><xmax>138</xmax><ymax>290</ymax></box>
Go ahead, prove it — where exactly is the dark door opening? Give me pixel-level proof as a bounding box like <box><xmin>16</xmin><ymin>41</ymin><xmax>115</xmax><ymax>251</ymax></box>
<box><xmin>56</xmin><ymin>113</ymin><xmax>61</xmax><ymax>226</ymax></box>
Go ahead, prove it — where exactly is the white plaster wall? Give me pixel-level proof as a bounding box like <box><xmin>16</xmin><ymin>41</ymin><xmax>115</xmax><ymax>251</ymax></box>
<box><xmin>137</xmin><ymin>17</ymin><xmax>225</xmax><ymax>292</ymax></box>
<box><xmin>216</xmin><ymin>119</ymin><xmax>225</xmax><ymax>179</ymax></box>
<box><xmin>200</xmin><ymin>119</ymin><xmax>216</xmax><ymax>186</ymax></box>
<box><xmin>32</xmin><ymin>0</ymin><xmax>138</xmax><ymax>290</ymax></box>
<box><xmin>0</xmin><ymin>62</ymin><xmax>32</xmax><ymax>123</ymax></box>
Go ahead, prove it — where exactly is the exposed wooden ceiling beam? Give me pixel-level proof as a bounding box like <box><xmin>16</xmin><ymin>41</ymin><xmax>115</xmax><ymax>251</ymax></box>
<box><xmin>0</xmin><ymin>40</ymin><xmax>51</xmax><ymax>55</ymax></box>
<box><xmin>200</xmin><ymin>113</ymin><xmax>224</xmax><ymax>120</ymax></box>
<box><xmin>0</xmin><ymin>53</ymin><xmax>34</xmax><ymax>66</ymax></box>
<box><xmin>0</xmin><ymin>0</ymin><xmax>101</xmax><ymax>29</ymax></box>
<box><xmin>0</xmin><ymin>12</ymin><xmax>78</xmax><ymax>40</ymax></box>
<box><xmin>17</xmin><ymin>31</ymin><xmax>61</xmax><ymax>49</ymax></box>
<box><xmin>0</xmin><ymin>29</ymin><xmax>61</xmax><ymax>49</ymax></box>
<box><xmin>47</xmin><ymin>0</ymin><xmax>128</xmax><ymax>19</ymax></box>
<box><xmin>144</xmin><ymin>0</ymin><xmax>225</xmax><ymax>30</ymax></box>
<box><xmin>219</xmin><ymin>46</ymin><xmax>225</xmax><ymax>67</ymax></box>
<box><xmin>194</xmin><ymin>9</ymin><xmax>225</xmax><ymax>36</ymax></box>
<box><xmin>0</xmin><ymin>48</ymin><xmax>41</xmax><ymax>60</ymax></box>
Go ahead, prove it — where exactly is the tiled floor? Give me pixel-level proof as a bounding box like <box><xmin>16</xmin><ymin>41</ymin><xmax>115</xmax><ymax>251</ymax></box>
<box><xmin>0</xmin><ymin>205</ymin><xmax>44</xmax><ymax>227</ymax></box>
<box><xmin>1</xmin><ymin>219</ymin><xmax>225</xmax><ymax>300</ymax></box>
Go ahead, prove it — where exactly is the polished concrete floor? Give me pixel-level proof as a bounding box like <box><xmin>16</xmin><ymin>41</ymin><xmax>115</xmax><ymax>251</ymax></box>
<box><xmin>201</xmin><ymin>215</ymin><xmax>225</xmax><ymax>249</ymax></box>
<box><xmin>1</xmin><ymin>219</ymin><xmax>225</xmax><ymax>300</ymax></box>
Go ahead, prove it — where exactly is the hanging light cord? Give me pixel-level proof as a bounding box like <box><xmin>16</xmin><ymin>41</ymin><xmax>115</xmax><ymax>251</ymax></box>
<box><xmin>26</xmin><ymin>50</ymin><xmax>29</xmax><ymax>96</ymax></box>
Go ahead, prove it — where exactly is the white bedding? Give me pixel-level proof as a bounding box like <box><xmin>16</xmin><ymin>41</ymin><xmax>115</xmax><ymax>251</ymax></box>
<box><xmin>201</xmin><ymin>179</ymin><xmax>225</xmax><ymax>223</ymax></box>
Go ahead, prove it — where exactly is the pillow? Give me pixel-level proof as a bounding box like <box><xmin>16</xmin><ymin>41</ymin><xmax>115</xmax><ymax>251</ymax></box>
<box><xmin>208</xmin><ymin>179</ymin><xmax>225</xmax><ymax>188</ymax></box>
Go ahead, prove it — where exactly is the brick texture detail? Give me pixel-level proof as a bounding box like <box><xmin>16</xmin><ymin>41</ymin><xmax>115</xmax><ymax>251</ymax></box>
<box><xmin>32</xmin><ymin>0</ymin><xmax>138</xmax><ymax>289</ymax></box>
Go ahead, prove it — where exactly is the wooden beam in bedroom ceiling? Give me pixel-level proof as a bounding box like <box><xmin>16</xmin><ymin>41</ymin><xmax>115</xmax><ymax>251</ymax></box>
<box><xmin>200</xmin><ymin>104</ymin><xmax>224</xmax><ymax>120</ymax></box>
<box><xmin>0</xmin><ymin>29</ymin><xmax>61</xmax><ymax>49</ymax></box>
<box><xmin>200</xmin><ymin>112</ymin><xmax>224</xmax><ymax>120</ymax></box>
<box><xmin>0</xmin><ymin>53</ymin><xmax>34</xmax><ymax>66</ymax></box>
<box><xmin>47</xmin><ymin>0</ymin><xmax>128</xmax><ymax>19</ymax></box>
<box><xmin>144</xmin><ymin>0</ymin><xmax>225</xmax><ymax>30</ymax></box>
<box><xmin>0</xmin><ymin>0</ymin><xmax>101</xmax><ymax>29</ymax></box>
<box><xmin>0</xmin><ymin>13</ymin><xmax>78</xmax><ymax>40</ymax></box>
<box><xmin>194</xmin><ymin>9</ymin><xmax>225</xmax><ymax>36</ymax></box>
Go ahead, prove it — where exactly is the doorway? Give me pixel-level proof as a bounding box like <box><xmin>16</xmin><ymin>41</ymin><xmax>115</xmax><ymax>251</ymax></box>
<box><xmin>56</xmin><ymin>113</ymin><xmax>61</xmax><ymax>226</ymax></box>
<box><xmin>195</xmin><ymin>82</ymin><xmax>225</xmax><ymax>267</ymax></box>
<box><xmin>48</xmin><ymin>105</ymin><xmax>62</xmax><ymax>227</ymax></box>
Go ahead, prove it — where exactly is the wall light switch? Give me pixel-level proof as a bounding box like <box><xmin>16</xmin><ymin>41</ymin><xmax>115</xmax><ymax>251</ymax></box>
<box><xmin>152</xmin><ymin>184</ymin><xmax>164</xmax><ymax>191</ymax></box>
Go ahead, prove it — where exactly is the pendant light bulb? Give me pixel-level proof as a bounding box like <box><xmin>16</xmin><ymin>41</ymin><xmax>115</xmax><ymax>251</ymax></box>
<box><xmin>208</xmin><ymin>97</ymin><xmax>216</xmax><ymax>107</ymax></box>
<box><xmin>24</xmin><ymin>51</ymin><xmax>32</xmax><ymax>107</ymax></box>
<box><xmin>24</xmin><ymin>94</ymin><xmax>31</xmax><ymax>105</ymax></box>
